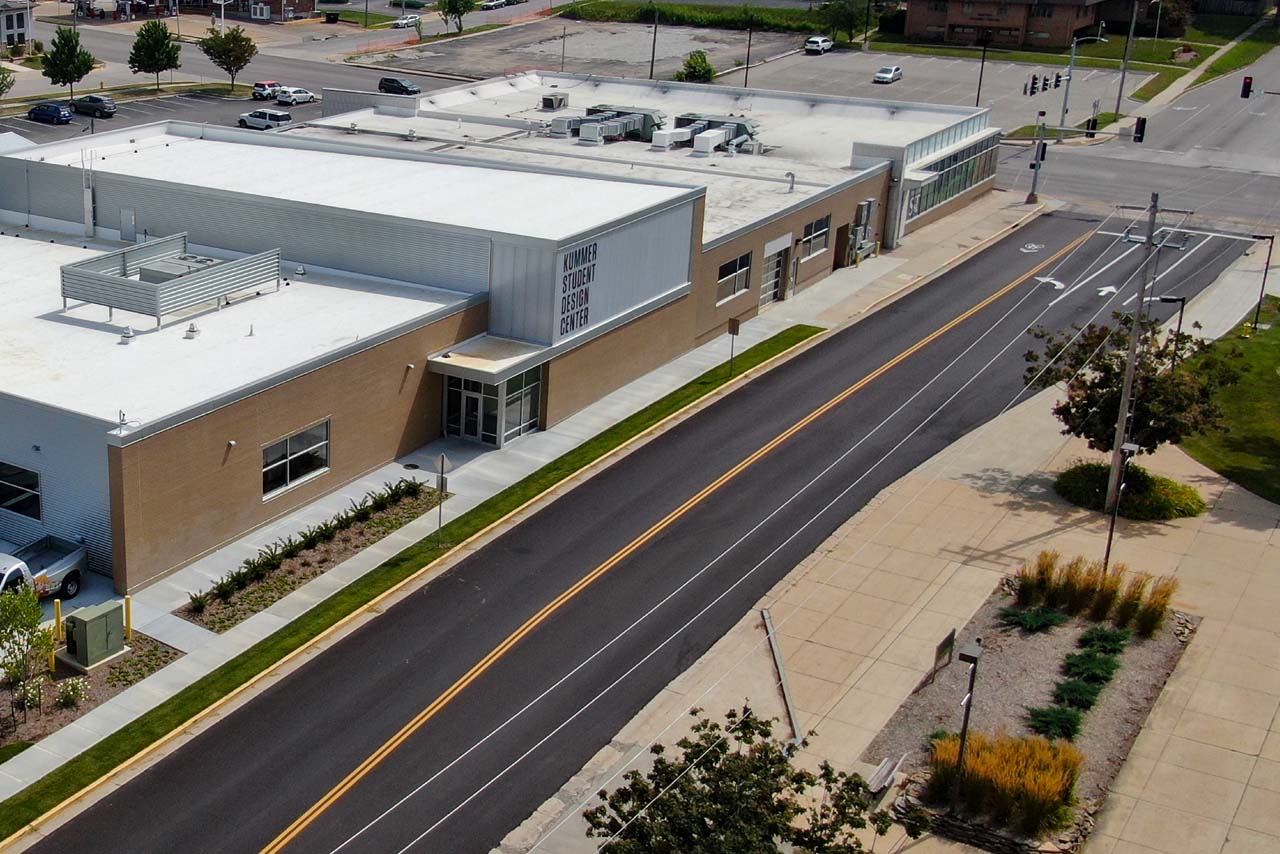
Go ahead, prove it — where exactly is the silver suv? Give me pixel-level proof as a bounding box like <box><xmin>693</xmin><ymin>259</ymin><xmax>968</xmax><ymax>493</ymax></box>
<box><xmin>238</xmin><ymin>108</ymin><xmax>292</xmax><ymax>130</ymax></box>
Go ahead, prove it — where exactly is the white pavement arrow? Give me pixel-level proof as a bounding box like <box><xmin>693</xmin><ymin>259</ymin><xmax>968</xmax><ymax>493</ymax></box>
<box><xmin>1097</xmin><ymin>286</ymin><xmax>1118</xmax><ymax>297</ymax></box>
<box><xmin>1036</xmin><ymin>277</ymin><xmax>1067</xmax><ymax>290</ymax></box>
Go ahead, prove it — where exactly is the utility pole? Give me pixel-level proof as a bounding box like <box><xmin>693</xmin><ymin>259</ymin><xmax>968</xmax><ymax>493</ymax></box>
<box><xmin>1115</xmin><ymin>0</ymin><xmax>1139</xmax><ymax>117</ymax></box>
<box><xmin>1250</xmin><ymin>234</ymin><xmax>1274</xmax><ymax>334</ymax></box>
<box><xmin>1104</xmin><ymin>193</ymin><xmax>1193</xmax><ymax>512</ymax></box>
<box><xmin>1060</xmin><ymin>34</ymin><xmax>1108</xmax><ymax>141</ymax></box>
<box><xmin>1026</xmin><ymin>115</ymin><xmax>1046</xmax><ymax>204</ymax></box>
<box><xmin>744</xmin><ymin>23</ymin><xmax>753</xmax><ymax>88</ymax></box>
<box><xmin>649</xmin><ymin>5</ymin><xmax>658</xmax><ymax>80</ymax></box>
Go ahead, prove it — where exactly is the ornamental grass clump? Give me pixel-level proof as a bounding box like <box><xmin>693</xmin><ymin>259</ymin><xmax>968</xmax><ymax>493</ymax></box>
<box><xmin>926</xmin><ymin>731</ymin><xmax>1082</xmax><ymax>837</ymax></box>
<box><xmin>1014</xmin><ymin>562</ymin><xmax>1038</xmax><ymax>607</ymax></box>
<box><xmin>1054</xmin><ymin>557</ymin><xmax>1089</xmax><ymax>614</ymax></box>
<box><xmin>1087</xmin><ymin>565</ymin><xmax>1125</xmax><ymax>621</ymax></box>
<box><xmin>1067</xmin><ymin>559</ymin><xmax>1104</xmax><ymax>615</ymax></box>
<box><xmin>1135</xmin><ymin>576</ymin><xmax>1179</xmax><ymax>638</ymax></box>
<box><xmin>1032</xmin><ymin>550</ymin><xmax>1060</xmax><ymax>603</ymax></box>
<box><xmin>1112</xmin><ymin>574</ymin><xmax>1150</xmax><ymax>629</ymax></box>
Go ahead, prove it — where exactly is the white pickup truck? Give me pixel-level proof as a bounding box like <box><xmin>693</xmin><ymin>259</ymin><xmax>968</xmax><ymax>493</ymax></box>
<box><xmin>0</xmin><ymin>536</ymin><xmax>87</xmax><ymax>600</ymax></box>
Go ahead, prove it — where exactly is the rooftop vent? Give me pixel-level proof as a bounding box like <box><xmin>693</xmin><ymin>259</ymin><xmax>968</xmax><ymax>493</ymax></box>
<box><xmin>541</xmin><ymin>92</ymin><xmax>568</xmax><ymax>111</ymax></box>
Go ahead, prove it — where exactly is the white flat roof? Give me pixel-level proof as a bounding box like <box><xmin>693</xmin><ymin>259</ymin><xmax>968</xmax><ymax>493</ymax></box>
<box><xmin>12</xmin><ymin>130</ymin><xmax>692</xmax><ymax>243</ymax></box>
<box><xmin>0</xmin><ymin>233</ymin><xmax>476</xmax><ymax>430</ymax></box>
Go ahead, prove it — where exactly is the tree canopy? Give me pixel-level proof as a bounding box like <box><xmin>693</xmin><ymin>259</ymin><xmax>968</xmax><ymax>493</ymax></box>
<box><xmin>0</xmin><ymin>65</ymin><xmax>14</xmax><ymax>101</ymax></box>
<box><xmin>198</xmin><ymin>26</ymin><xmax>257</xmax><ymax>91</ymax></box>
<box><xmin>129</xmin><ymin>20</ymin><xmax>182</xmax><ymax>92</ymax></box>
<box><xmin>0</xmin><ymin>586</ymin><xmax>54</xmax><ymax>689</ymax></box>
<box><xmin>821</xmin><ymin>0</ymin><xmax>864</xmax><ymax>44</ymax></box>
<box><xmin>435</xmin><ymin>0</ymin><xmax>476</xmax><ymax>33</ymax></box>
<box><xmin>583</xmin><ymin>706</ymin><xmax>929</xmax><ymax>853</ymax></box>
<box><xmin>673</xmin><ymin>50</ymin><xmax>715</xmax><ymax>83</ymax></box>
<box><xmin>42</xmin><ymin>26</ymin><xmax>96</xmax><ymax>100</ymax></box>
<box><xmin>1024</xmin><ymin>312</ymin><xmax>1243</xmax><ymax>454</ymax></box>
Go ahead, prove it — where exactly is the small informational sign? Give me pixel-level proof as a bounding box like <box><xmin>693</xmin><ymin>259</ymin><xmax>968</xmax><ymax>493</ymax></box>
<box><xmin>727</xmin><ymin>318</ymin><xmax>741</xmax><ymax>336</ymax></box>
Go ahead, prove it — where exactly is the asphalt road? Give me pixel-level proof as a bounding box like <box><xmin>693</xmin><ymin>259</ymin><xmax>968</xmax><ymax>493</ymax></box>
<box><xmin>27</xmin><ymin>214</ymin><xmax>1246</xmax><ymax>854</ymax></box>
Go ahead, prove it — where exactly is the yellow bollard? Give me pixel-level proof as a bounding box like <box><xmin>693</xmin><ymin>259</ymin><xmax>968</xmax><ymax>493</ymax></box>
<box><xmin>54</xmin><ymin>598</ymin><xmax>63</xmax><ymax>643</ymax></box>
<box><xmin>49</xmin><ymin>645</ymin><xmax>56</xmax><ymax>674</ymax></box>
<box><xmin>125</xmin><ymin>595</ymin><xmax>133</xmax><ymax>641</ymax></box>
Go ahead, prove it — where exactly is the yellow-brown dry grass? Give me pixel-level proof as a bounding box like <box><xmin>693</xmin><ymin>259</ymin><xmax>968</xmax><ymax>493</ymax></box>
<box><xmin>1087</xmin><ymin>563</ymin><xmax>1124</xmax><ymax>621</ymax></box>
<box><xmin>1113</xmin><ymin>574</ymin><xmax>1150</xmax><ymax>629</ymax></box>
<box><xmin>1135</xmin><ymin>575</ymin><xmax>1179</xmax><ymax>637</ymax></box>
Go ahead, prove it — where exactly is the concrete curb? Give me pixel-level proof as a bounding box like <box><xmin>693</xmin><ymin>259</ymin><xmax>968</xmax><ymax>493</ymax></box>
<box><xmin>712</xmin><ymin>47</ymin><xmax>803</xmax><ymax>80</ymax></box>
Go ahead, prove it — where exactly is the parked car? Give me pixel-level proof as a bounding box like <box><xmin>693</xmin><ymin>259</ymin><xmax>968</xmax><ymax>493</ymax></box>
<box><xmin>804</xmin><ymin>36</ymin><xmax>834</xmax><ymax>54</ymax></box>
<box><xmin>479</xmin><ymin>0</ymin><xmax>505</xmax><ymax>9</ymax></box>
<box><xmin>27</xmin><ymin>102</ymin><xmax>73</xmax><ymax>124</ymax></box>
<box><xmin>873</xmin><ymin>65</ymin><xmax>903</xmax><ymax>84</ymax></box>
<box><xmin>0</xmin><ymin>535</ymin><xmax>88</xmax><ymax>599</ymax></box>
<box><xmin>392</xmin><ymin>14</ymin><xmax>420</xmax><ymax>27</ymax></box>
<box><xmin>238</xmin><ymin>108</ymin><xmax>293</xmax><ymax>130</ymax></box>
<box><xmin>276</xmin><ymin>87</ymin><xmax>316</xmax><ymax>105</ymax></box>
<box><xmin>378</xmin><ymin>77</ymin><xmax>421</xmax><ymax>95</ymax></box>
<box><xmin>252</xmin><ymin>80</ymin><xmax>283</xmax><ymax>100</ymax></box>
<box><xmin>71</xmin><ymin>94</ymin><xmax>117</xmax><ymax>118</ymax></box>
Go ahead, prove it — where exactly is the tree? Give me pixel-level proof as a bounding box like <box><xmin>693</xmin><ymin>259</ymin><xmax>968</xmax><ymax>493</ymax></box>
<box><xmin>435</xmin><ymin>0</ymin><xmax>476</xmax><ymax>34</ymax></box>
<box><xmin>1024</xmin><ymin>312</ymin><xmax>1242</xmax><ymax>455</ymax></box>
<box><xmin>129</xmin><ymin>20</ymin><xmax>181</xmax><ymax>93</ymax></box>
<box><xmin>0</xmin><ymin>586</ymin><xmax>54</xmax><ymax>688</ymax></box>
<box><xmin>198</xmin><ymin>26</ymin><xmax>257</xmax><ymax>92</ymax></box>
<box><xmin>821</xmin><ymin>0</ymin><xmax>864</xmax><ymax>44</ymax></box>
<box><xmin>0</xmin><ymin>65</ymin><xmax>14</xmax><ymax>102</ymax></box>
<box><xmin>673</xmin><ymin>50</ymin><xmax>715</xmax><ymax>83</ymax></box>
<box><xmin>583</xmin><ymin>706</ymin><xmax>929</xmax><ymax>853</ymax></box>
<box><xmin>42</xmin><ymin>26</ymin><xmax>96</xmax><ymax>101</ymax></box>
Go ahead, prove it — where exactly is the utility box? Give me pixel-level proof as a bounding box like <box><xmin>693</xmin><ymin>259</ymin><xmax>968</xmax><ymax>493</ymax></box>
<box><xmin>65</xmin><ymin>602</ymin><xmax>125</xmax><ymax>668</ymax></box>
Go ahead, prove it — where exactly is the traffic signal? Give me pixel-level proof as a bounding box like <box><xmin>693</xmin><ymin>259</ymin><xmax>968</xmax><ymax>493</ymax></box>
<box><xmin>1054</xmin><ymin>73</ymin><xmax>1062</xmax><ymax>88</ymax></box>
<box><xmin>1133</xmin><ymin>116</ymin><xmax>1147</xmax><ymax>144</ymax></box>
<box><xmin>1085</xmin><ymin>117</ymin><xmax>1098</xmax><ymax>139</ymax></box>
<box><xmin>1042</xmin><ymin>75</ymin><xmax>1051</xmax><ymax>91</ymax></box>
<box><xmin>1037</xmin><ymin>141</ymin><xmax>1047</xmax><ymax>162</ymax></box>
<box><xmin>1242</xmin><ymin>75</ymin><xmax>1254</xmax><ymax>98</ymax></box>
<box><xmin>1030</xmin><ymin>75</ymin><xmax>1039</xmax><ymax>95</ymax></box>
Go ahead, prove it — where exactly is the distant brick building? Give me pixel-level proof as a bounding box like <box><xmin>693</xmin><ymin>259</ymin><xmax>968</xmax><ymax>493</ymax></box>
<box><xmin>0</xmin><ymin>0</ymin><xmax>31</xmax><ymax>48</ymax></box>
<box><xmin>904</xmin><ymin>0</ymin><xmax>1107</xmax><ymax>49</ymax></box>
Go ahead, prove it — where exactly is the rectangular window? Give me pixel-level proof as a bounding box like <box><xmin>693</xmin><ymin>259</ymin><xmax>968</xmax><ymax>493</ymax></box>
<box><xmin>502</xmin><ymin>366</ymin><xmax>542</xmax><ymax>443</ymax></box>
<box><xmin>0</xmin><ymin>461</ymin><xmax>40</xmax><ymax>521</ymax></box>
<box><xmin>800</xmin><ymin>215</ymin><xmax>831</xmax><ymax>259</ymax></box>
<box><xmin>961</xmin><ymin>2</ymin><xmax>974</xmax><ymax>13</ymax></box>
<box><xmin>929</xmin><ymin>0</ymin><xmax>946</xmax><ymax>11</ymax></box>
<box><xmin>1032</xmin><ymin>4</ymin><xmax>1052</xmax><ymax>17</ymax></box>
<box><xmin>262</xmin><ymin>420</ymin><xmax>330</xmax><ymax>497</ymax></box>
<box><xmin>715</xmin><ymin>252</ymin><xmax>752</xmax><ymax>302</ymax></box>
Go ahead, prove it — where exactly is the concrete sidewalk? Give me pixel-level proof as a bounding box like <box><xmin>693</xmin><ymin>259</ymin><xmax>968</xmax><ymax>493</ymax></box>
<box><xmin>0</xmin><ymin>189</ymin><xmax>1042</xmax><ymax>806</ymax></box>
<box><xmin>496</xmin><ymin>233</ymin><xmax>1280</xmax><ymax>853</ymax></box>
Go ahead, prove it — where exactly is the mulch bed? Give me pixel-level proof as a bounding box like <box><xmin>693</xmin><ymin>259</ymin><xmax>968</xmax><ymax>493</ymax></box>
<box><xmin>1</xmin><ymin>633</ymin><xmax>182</xmax><ymax>756</ymax></box>
<box><xmin>862</xmin><ymin>585</ymin><xmax>1195</xmax><ymax>807</ymax></box>
<box><xmin>176</xmin><ymin>489</ymin><xmax>442</xmax><ymax>633</ymax></box>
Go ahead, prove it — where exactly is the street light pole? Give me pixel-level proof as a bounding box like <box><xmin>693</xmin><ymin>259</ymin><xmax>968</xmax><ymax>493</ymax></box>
<box><xmin>744</xmin><ymin>23</ymin><xmax>753</xmax><ymax>88</ymax></box>
<box><xmin>1115</xmin><ymin>0</ymin><xmax>1139</xmax><ymax>116</ymax></box>
<box><xmin>1250</xmin><ymin>234</ymin><xmax>1274</xmax><ymax>334</ymax></box>
<box><xmin>1026</xmin><ymin>113</ymin><xmax>1046</xmax><ymax>204</ymax></box>
<box><xmin>1060</xmin><ymin>35</ymin><xmax>1107</xmax><ymax>142</ymax></box>
<box><xmin>864</xmin><ymin>0</ymin><xmax>872</xmax><ymax>49</ymax></box>
<box><xmin>950</xmin><ymin>641</ymin><xmax>984</xmax><ymax>812</ymax></box>
<box><xmin>1103</xmin><ymin>444</ymin><xmax>1139</xmax><ymax>572</ymax></box>
<box><xmin>974</xmin><ymin>34</ymin><xmax>990</xmax><ymax>107</ymax></box>
<box><xmin>649</xmin><ymin>5</ymin><xmax>658</xmax><ymax>80</ymax></box>
<box><xmin>1158</xmin><ymin>295</ymin><xmax>1186</xmax><ymax>366</ymax></box>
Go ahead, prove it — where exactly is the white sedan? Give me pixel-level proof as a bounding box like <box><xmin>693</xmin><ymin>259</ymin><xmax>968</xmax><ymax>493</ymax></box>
<box><xmin>276</xmin><ymin>87</ymin><xmax>316</xmax><ymax>105</ymax></box>
<box><xmin>392</xmin><ymin>14</ymin><xmax>420</xmax><ymax>27</ymax></box>
<box><xmin>873</xmin><ymin>65</ymin><xmax>903</xmax><ymax>84</ymax></box>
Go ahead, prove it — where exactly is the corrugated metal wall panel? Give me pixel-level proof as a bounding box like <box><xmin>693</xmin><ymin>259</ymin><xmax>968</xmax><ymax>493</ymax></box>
<box><xmin>0</xmin><ymin>158</ymin><xmax>29</xmax><ymax>214</ymax></box>
<box><xmin>551</xmin><ymin>202</ymin><xmax>694</xmax><ymax>345</ymax></box>
<box><xmin>0</xmin><ymin>396</ymin><xmax>113</xmax><ymax>578</ymax></box>
<box><xmin>26</xmin><ymin>160</ymin><xmax>84</xmax><ymax>225</ymax></box>
<box><xmin>320</xmin><ymin>89</ymin><xmax>417</xmax><ymax>118</ymax></box>
<box><xmin>86</xmin><ymin>173</ymin><xmax>492</xmax><ymax>292</ymax></box>
<box><xmin>489</xmin><ymin>242</ymin><xmax>554</xmax><ymax>343</ymax></box>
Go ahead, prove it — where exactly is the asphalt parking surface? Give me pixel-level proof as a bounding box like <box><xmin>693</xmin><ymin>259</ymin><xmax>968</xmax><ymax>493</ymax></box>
<box><xmin>720</xmin><ymin>47</ymin><xmax>1153</xmax><ymax>131</ymax></box>
<box><xmin>0</xmin><ymin>92</ymin><xmax>325</xmax><ymax>142</ymax></box>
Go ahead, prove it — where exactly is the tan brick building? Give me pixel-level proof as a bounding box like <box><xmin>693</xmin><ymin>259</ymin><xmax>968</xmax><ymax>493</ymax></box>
<box><xmin>905</xmin><ymin>0</ymin><xmax>1105</xmax><ymax>48</ymax></box>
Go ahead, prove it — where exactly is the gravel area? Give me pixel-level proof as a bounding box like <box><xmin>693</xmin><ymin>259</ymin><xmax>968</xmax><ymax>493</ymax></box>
<box><xmin>862</xmin><ymin>587</ymin><xmax>1195</xmax><ymax>806</ymax></box>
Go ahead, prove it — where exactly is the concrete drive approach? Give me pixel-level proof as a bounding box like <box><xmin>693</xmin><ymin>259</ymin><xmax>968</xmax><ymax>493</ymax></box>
<box><xmin>24</xmin><ymin>215</ymin><xmax>1245</xmax><ymax>854</ymax></box>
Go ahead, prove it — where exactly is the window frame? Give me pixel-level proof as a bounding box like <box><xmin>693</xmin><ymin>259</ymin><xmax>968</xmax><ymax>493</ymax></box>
<box><xmin>261</xmin><ymin>419</ymin><xmax>331</xmax><ymax>500</ymax></box>
<box><xmin>0</xmin><ymin>460</ymin><xmax>41</xmax><ymax>521</ymax></box>
<box><xmin>715</xmin><ymin>252</ymin><xmax>753</xmax><ymax>303</ymax></box>
<box><xmin>800</xmin><ymin>215</ymin><xmax>831</xmax><ymax>260</ymax></box>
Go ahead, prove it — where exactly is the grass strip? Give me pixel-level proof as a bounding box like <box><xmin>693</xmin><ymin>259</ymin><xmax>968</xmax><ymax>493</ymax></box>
<box><xmin>1129</xmin><ymin>68</ymin><xmax>1186</xmax><ymax>102</ymax></box>
<box><xmin>1198</xmin><ymin>21</ymin><xmax>1280</xmax><ymax>84</ymax></box>
<box><xmin>0</xmin><ymin>323</ymin><xmax>824</xmax><ymax>840</ymax></box>
<box><xmin>1003</xmin><ymin>111</ymin><xmax>1123</xmax><ymax>140</ymax></box>
<box><xmin>870</xmin><ymin>33</ymin><xmax>1191</xmax><ymax>73</ymax></box>
<box><xmin>336</xmin><ymin>9</ymin><xmax>400</xmax><ymax>27</ymax></box>
<box><xmin>559</xmin><ymin>1</ymin><xmax>836</xmax><ymax>34</ymax></box>
<box><xmin>1186</xmin><ymin>13</ymin><xmax>1266</xmax><ymax>45</ymax></box>
<box><xmin>0</xmin><ymin>743</ymin><xmax>32</xmax><ymax>765</ymax></box>
<box><xmin>1182</xmin><ymin>296</ymin><xmax>1280</xmax><ymax>505</ymax></box>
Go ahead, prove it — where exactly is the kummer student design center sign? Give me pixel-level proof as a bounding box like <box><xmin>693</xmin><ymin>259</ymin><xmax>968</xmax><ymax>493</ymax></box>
<box><xmin>559</xmin><ymin>241</ymin><xmax>597</xmax><ymax>338</ymax></box>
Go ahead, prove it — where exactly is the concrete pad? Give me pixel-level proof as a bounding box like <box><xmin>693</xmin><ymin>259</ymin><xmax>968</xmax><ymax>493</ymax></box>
<box><xmin>1118</xmin><ymin>800</ymin><xmax>1230</xmax><ymax>854</ymax></box>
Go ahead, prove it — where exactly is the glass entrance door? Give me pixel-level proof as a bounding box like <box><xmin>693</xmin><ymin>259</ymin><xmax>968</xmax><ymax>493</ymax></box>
<box><xmin>461</xmin><ymin>391</ymin><xmax>482</xmax><ymax>441</ymax></box>
<box><xmin>760</xmin><ymin>248</ymin><xmax>788</xmax><ymax>307</ymax></box>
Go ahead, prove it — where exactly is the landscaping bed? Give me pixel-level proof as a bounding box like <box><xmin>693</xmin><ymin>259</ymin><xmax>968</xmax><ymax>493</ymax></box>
<box><xmin>1</xmin><ymin>634</ymin><xmax>181</xmax><ymax>757</ymax></box>
<box><xmin>863</xmin><ymin>562</ymin><xmax>1194</xmax><ymax>842</ymax></box>
<box><xmin>178</xmin><ymin>479</ymin><xmax>443</xmax><ymax>633</ymax></box>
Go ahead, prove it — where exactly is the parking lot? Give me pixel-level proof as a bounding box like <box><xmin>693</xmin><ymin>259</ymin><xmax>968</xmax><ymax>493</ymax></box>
<box><xmin>717</xmin><ymin>48</ymin><xmax>1153</xmax><ymax>131</ymax></box>
<box><xmin>0</xmin><ymin>92</ymin><xmax>325</xmax><ymax>143</ymax></box>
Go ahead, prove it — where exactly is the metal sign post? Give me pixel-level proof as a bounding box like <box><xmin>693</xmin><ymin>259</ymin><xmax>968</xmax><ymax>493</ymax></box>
<box><xmin>436</xmin><ymin>452</ymin><xmax>451</xmax><ymax>548</ymax></box>
<box><xmin>727</xmin><ymin>317</ymin><xmax>740</xmax><ymax>376</ymax></box>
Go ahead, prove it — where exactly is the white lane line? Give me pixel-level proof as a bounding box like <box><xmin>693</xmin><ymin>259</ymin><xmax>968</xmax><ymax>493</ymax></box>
<box><xmin>1096</xmin><ymin>227</ymin><xmax>1253</xmax><ymax>242</ymax></box>
<box><xmin>1121</xmin><ymin>236</ymin><xmax>1214</xmax><ymax>305</ymax></box>
<box><xmin>1048</xmin><ymin>243</ymin><xmax>1143</xmax><ymax>306</ymax></box>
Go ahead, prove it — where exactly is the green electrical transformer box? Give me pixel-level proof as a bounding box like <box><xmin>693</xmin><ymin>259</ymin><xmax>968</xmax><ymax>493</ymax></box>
<box><xmin>65</xmin><ymin>602</ymin><xmax>125</xmax><ymax>668</ymax></box>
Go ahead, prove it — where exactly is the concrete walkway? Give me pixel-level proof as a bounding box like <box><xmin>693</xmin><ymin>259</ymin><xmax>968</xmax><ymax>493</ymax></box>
<box><xmin>496</xmin><ymin>231</ymin><xmax>1280</xmax><ymax>853</ymax></box>
<box><xmin>0</xmin><ymin>188</ymin><xmax>1042</xmax><ymax>803</ymax></box>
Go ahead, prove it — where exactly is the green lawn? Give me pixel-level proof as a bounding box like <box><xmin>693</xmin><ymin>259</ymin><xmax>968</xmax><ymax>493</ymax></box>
<box><xmin>0</xmin><ymin>324</ymin><xmax>824</xmax><ymax>841</ymax></box>
<box><xmin>869</xmin><ymin>33</ymin><xmax>1191</xmax><ymax>73</ymax></box>
<box><xmin>1130</xmin><ymin>68</ymin><xmax>1187</xmax><ymax>102</ymax></box>
<box><xmin>1199</xmin><ymin>21</ymin><xmax>1280</xmax><ymax>83</ymax></box>
<box><xmin>559</xmin><ymin>1</ymin><xmax>835</xmax><ymax>34</ymax></box>
<box><xmin>336</xmin><ymin>9</ymin><xmax>399</xmax><ymax>27</ymax></box>
<box><xmin>1004</xmin><ymin>111</ymin><xmax>1123</xmax><ymax>139</ymax></box>
<box><xmin>0</xmin><ymin>742</ymin><xmax>32</xmax><ymax>764</ymax></box>
<box><xmin>1186</xmin><ymin>13</ymin><xmax>1265</xmax><ymax>45</ymax></box>
<box><xmin>1182</xmin><ymin>296</ymin><xmax>1280</xmax><ymax>505</ymax></box>
<box><xmin>1075</xmin><ymin>37</ymin><xmax>1207</xmax><ymax>68</ymax></box>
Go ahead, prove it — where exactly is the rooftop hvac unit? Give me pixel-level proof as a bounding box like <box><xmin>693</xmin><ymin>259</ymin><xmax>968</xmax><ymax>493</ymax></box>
<box><xmin>579</xmin><ymin>113</ymin><xmax>646</xmax><ymax>145</ymax></box>
<box><xmin>549</xmin><ymin>111</ymin><xmax>616</xmax><ymax>137</ymax></box>
<box><xmin>650</xmin><ymin>120</ymin><xmax>707</xmax><ymax>151</ymax></box>
<box><xmin>585</xmin><ymin>104</ymin><xmax>666</xmax><ymax>142</ymax></box>
<box><xmin>692</xmin><ymin>126</ymin><xmax>733</xmax><ymax>155</ymax></box>
<box><xmin>541</xmin><ymin>92</ymin><xmax>568</xmax><ymax>111</ymax></box>
<box><xmin>138</xmin><ymin>255</ymin><xmax>222</xmax><ymax>284</ymax></box>
<box><xmin>64</xmin><ymin>602</ymin><xmax>125</xmax><ymax>668</ymax></box>
<box><xmin>675</xmin><ymin>113</ymin><xmax>760</xmax><ymax>142</ymax></box>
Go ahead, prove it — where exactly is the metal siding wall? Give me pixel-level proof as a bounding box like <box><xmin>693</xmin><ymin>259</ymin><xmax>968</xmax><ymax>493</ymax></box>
<box><xmin>552</xmin><ymin>203</ymin><xmax>694</xmax><ymax>345</ymax></box>
<box><xmin>0</xmin><ymin>396</ymin><xmax>113</xmax><ymax>577</ymax></box>
<box><xmin>26</xmin><ymin>160</ymin><xmax>83</xmax><ymax>225</ymax></box>
<box><xmin>489</xmin><ymin>242</ymin><xmax>555</xmax><ymax>343</ymax></box>
<box><xmin>0</xmin><ymin>158</ymin><xmax>29</xmax><ymax>215</ymax></box>
<box><xmin>87</xmin><ymin>174</ymin><xmax>491</xmax><ymax>292</ymax></box>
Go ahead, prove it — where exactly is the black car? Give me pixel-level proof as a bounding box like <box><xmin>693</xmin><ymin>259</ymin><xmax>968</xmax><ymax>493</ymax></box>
<box><xmin>71</xmin><ymin>94</ymin><xmax>117</xmax><ymax>118</ymax></box>
<box><xmin>378</xmin><ymin>77</ymin><xmax>421</xmax><ymax>96</ymax></box>
<box><xmin>27</xmin><ymin>102</ymin><xmax>73</xmax><ymax>124</ymax></box>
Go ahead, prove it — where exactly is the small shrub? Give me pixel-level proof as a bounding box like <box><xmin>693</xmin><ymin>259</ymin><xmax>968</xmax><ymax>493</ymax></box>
<box><xmin>1014</xmin><ymin>563</ymin><xmax>1037</xmax><ymax>606</ymax></box>
<box><xmin>32</xmin><ymin>39</ymin><xmax>44</xmax><ymax>55</ymax></box>
<box><xmin>1087</xmin><ymin>566</ymin><xmax>1124</xmax><ymax>621</ymax></box>
<box><xmin>55</xmin><ymin>676</ymin><xmax>90</xmax><ymax>709</ymax></box>
<box><xmin>279</xmin><ymin>536</ymin><xmax>304</xmax><ymax>560</ymax></box>
<box><xmin>1063</xmin><ymin>650</ymin><xmax>1121</xmax><ymax>684</ymax></box>
<box><xmin>315</xmin><ymin>519</ymin><xmax>339</xmax><ymax>542</ymax></box>
<box><xmin>1135</xmin><ymin>576</ymin><xmax>1178</xmax><ymax>638</ymax></box>
<box><xmin>1000</xmin><ymin>606</ymin><xmax>1069</xmax><ymax>633</ymax></box>
<box><xmin>15</xmin><ymin>676</ymin><xmax>44</xmax><ymax>710</ymax></box>
<box><xmin>926</xmin><ymin>728</ymin><xmax>954</xmax><ymax>745</ymax></box>
<box><xmin>1054</xmin><ymin>556</ymin><xmax>1088</xmax><ymax>614</ymax></box>
<box><xmin>1055</xmin><ymin>461</ymin><xmax>1206</xmax><ymax>520</ymax></box>
<box><xmin>1079</xmin><ymin>625</ymin><xmax>1130</xmax><ymax>655</ymax></box>
<box><xmin>1053</xmin><ymin>678</ymin><xmax>1102</xmax><ymax>711</ymax></box>
<box><xmin>188</xmin><ymin>590</ymin><xmax>209</xmax><ymax>614</ymax></box>
<box><xmin>349</xmin><ymin>497</ymin><xmax>373</xmax><ymax>523</ymax></box>
<box><xmin>673</xmin><ymin>49</ymin><xmax>715</xmax><ymax>83</ymax></box>
<box><xmin>213</xmin><ymin>577</ymin><xmax>236</xmax><ymax>602</ymax></box>
<box><xmin>1026</xmin><ymin>705</ymin><xmax>1083</xmax><ymax>740</ymax></box>
<box><xmin>10</xmin><ymin>41</ymin><xmax>24</xmax><ymax>58</ymax></box>
<box><xmin>401</xmin><ymin>477</ymin><xmax>424</xmax><ymax>498</ymax></box>
<box><xmin>1113</xmin><ymin>574</ymin><xmax>1150</xmax><ymax>628</ymax></box>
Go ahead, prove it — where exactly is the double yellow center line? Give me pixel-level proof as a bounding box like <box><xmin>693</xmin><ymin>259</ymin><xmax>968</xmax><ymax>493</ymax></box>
<box><xmin>261</xmin><ymin>230</ymin><xmax>1091</xmax><ymax>853</ymax></box>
